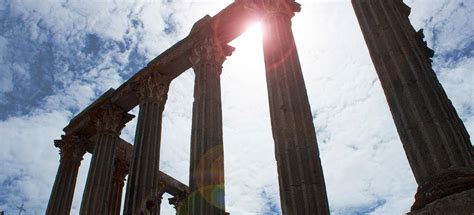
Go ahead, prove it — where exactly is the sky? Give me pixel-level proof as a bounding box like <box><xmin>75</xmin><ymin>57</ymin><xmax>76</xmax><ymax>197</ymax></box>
<box><xmin>0</xmin><ymin>0</ymin><xmax>472</xmax><ymax>214</ymax></box>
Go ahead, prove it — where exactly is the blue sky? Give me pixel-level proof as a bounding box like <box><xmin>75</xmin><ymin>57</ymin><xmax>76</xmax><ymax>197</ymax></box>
<box><xmin>0</xmin><ymin>0</ymin><xmax>473</xmax><ymax>214</ymax></box>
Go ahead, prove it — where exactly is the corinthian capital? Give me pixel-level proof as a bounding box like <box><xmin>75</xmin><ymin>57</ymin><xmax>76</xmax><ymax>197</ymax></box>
<box><xmin>189</xmin><ymin>36</ymin><xmax>235</xmax><ymax>69</ymax></box>
<box><xmin>136</xmin><ymin>75</ymin><xmax>170</xmax><ymax>106</ymax></box>
<box><xmin>237</xmin><ymin>0</ymin><xmax>301</xmax><ymax>18</ymax></box>
<box><xmin>168</xmin><ymin>191</ymin><xmax>188</xmax><ymax>210</ymax></box>
<box><xmin>95</xmin><ymin>104</ymin><xmax>127</xmax><ymax>134</ymax></box>
<box><xmin>54</xmin><ymin>135</ymin><xmax>86</xmax><ymax>164</ymax></box>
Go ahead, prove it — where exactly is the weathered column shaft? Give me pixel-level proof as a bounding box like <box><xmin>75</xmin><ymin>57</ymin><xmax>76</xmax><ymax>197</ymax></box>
<box><xmin>46</xmin><ymin>136</ymin><xmax>85</xmax><ymax>215</ymax></box>
<box><xmin>124</xmin><ymin>75</ymin><xmax>169</xmax><ymax>215</ymax></box>
<box><xmin>80</xmin><ymin>106</ymin><xmax>128</xmax><ymax>215</ymax></box>
<box><xmin>258</xmin><ymin>1</ymin><xmax>330</xmax><ymax>214</ymax></box>
<box><xmin>109</xmin><ymin>157</ymin><xmax>128</xmax><ymax>215</ymax></box>
<box><xmin>188</xmin><ymin>35</ymin><xmax>234</xmax><ymax>215</ymax></box>
<box><xmin>46</xmin><ymin>159</ymin><xmax>80</xmax><ymax>215</ymax></box>
<box><xmin>352</xmin><ymin>0</ymin><xmax>474</xmax><ymax>210</ymax></box>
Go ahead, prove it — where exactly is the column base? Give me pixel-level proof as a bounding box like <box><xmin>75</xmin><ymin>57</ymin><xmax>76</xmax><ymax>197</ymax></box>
<box><xmin>411</xmin><ymin>170</ymin><xmax>474</xmax><ymax>211</ymax></box>
<box><xmin>408</xmin><ymin>189</ymin><xmax>474</xmax><ymax>215</ymax></box>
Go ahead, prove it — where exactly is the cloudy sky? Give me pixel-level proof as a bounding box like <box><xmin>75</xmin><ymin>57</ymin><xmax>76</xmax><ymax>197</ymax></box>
<box><xmin>0</xmin><ymin>0</ymin><xmax>472</xmax><ymax>214</ymax></box>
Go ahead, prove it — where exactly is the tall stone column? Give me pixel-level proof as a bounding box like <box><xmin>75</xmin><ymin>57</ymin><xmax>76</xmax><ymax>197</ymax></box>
<box><xmin>188</xmin><ymin>35</ymin><xmax>234</xmax><ymax>215</ymax></box>
<box><xmin>80</xmin><ymin>105</ymin><xmax>130</xmax><ymax>215</ymax></box>
<box><xmin>108</xmin><ymin>150</ymin><xmax>129</xmax><ymax>215</ymax></box>
<box><xmin>124</xmin><ymin>75</ymin><xmax>170</xmax><ymax>215</ymax></box>
<box><xmin>255</xmin><ymin>0</ymin><xmax>330</xmax><ymax>214</ymax></box>
<box><xmin>351</xmin><ymin>0</ymin><xmax>474</xmax><ymax>211</ymax></box>
<box><xmin>46</xmin><ymin>135</ymin><xmax>86</xmax><ymax>215</ymax></box>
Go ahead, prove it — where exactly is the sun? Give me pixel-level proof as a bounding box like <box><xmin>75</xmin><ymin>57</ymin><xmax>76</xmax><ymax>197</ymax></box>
<box><xmin>226</xmin><ymin>21</ymin><xmax>265</xmax><ymax>76</ymax></box>
<box><xmin>229</xmin><ymin>22</ymin><xmax>263</xmax><ymax>52</ymax></box>
<box><xmin>224</xmin><ymin>20</ymin><xmax>266</xmax><ymax>85</ymax></box>
<box><xmin>245</xmin><ymin>22</ymin><xmax>263</xmax><ymax>41</ymax></box>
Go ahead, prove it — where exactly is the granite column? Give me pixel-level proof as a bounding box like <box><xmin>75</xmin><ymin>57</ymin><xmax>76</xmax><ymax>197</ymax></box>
<box><xmin>46</xmin><ymin>135</ymin><xmax>86</xmax><ymax>215</ymax></box>
<box><xmin>124</xmin><ymin>75</ymin><xmax>170</xmax><ymax>215</ymax></box>
<box><xmin>188</xmin><ymin>35</ymin><xmax>234</xmax><ymax>215</ymax></box>
<box><xmin>259</xmin><ymin>0</ymin><xmax>330</xmax><ymax>214</ymax></box>
<box><xmin>352</xmin><ymin>0</ymin><xmax>474</xmax><ymax>211</ymax></box>
<box><xmin>108</xmin><ymin>151</ymin><xmax>129</xmax><ymax>215</ymax></box>
<box><xmin>80</xmin><ymin>105</ymin><xmax>130</xmax><ymax>215</ymax></box>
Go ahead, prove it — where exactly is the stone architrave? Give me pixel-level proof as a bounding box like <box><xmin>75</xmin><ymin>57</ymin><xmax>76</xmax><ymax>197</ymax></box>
<box><xmin>80</xmin><ymin>105</ymin><xmax>129</xmax><ymax>215</ymax></box>
<box><xmin>124</xmin><ymin>74</ymin><xmax>170</xmax><ymax>215</ymax></box>
<box><xmin>108</xmin><ymin>146</ymin><xmax>129</xmax><ymax>215</ymax></box>
<box><xmin>188</xmin><ymin>35</ymin><xmax>234</xmax><ymax>215</ymax></box>
<box><xmin>351</xmin><ymin>0</ymin><xmax>474</xmax><ymax>211</ymax></box>
<box><xmin>250</xmin><ymin>0</ymin><xmax>330</xmax><ymax>214</ymax></box>
<box><xmin>46</xmin><ymin>135</ymin><xmax>86</xmax><ymax>215</ymax></box>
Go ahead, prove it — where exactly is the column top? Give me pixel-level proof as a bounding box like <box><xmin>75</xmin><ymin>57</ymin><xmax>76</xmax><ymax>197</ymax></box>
<box><xmin>94</xmin><ymin>104</ymin><xmax>134</xmax><ymax>134</ymax></box>
<box><xmin>54</xmin><ymin>135</ymin><xmax>87</xmax><ymax>163</ymax></box>
<box><xmin>133</xmin><ymin>74</ymin><xmax>171</xmax><ymax>105</ymax></box>
<box><xmin>189</xmin><ymin>36</ymin><xmax>235</xmax><ymax>67</ymax></box>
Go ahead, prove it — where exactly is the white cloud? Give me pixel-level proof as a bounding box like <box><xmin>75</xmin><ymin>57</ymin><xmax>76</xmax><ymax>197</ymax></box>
<box><xmin>0</xmin><ymin>110</ymin><xmax>71</xmax><ymax>214</ymax></box>
<box><xmin>0</xmin><ymin>0</ymin><xmax>472</xmax><ymax>214</ymax></box>
<box><xmin>406</xmin><ymin>0</ymin><xmax>474</xmax><ymax>53</ymax></box>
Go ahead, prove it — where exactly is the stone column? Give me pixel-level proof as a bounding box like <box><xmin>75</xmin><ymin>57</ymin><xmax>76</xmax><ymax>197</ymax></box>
<box><xmin>80</xmin><ymin>105</ymin><xmax>129</xmax><ymax>215</ymax></box>
<box><xmin>124</xmin><ymin>75</ymin><xmax>170</xmax><ymax>215</ymax></box>
<box><xmin>46</xmin><ymin>135</ymin><xmax>86</xmax><ymax>215</ymax></box>
<box><xmin>255</xmin><ymin>0</ymin><xmax>330</xmax><ymax>214</ymax></box>
<box><xmin>188</xmin><ymin>35</ymin><xmax>234</xmax><ymax>215</ymax></box>
<box><xmin>351</xmin><ymin>0</ymin><xmax>474</xmax><ymax>211</ymax></box>
<box><xmin>108</xmin><ymin>153</ymin><xmax>129</xmax><ymax>215</ymax></box>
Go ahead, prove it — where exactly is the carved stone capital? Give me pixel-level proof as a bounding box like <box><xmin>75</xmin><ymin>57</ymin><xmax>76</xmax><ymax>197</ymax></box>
<box><xmin>237</xmin><ymin>0</ymin><xmax>301</xmax><ymax>19</ymax></box>
<box><xmin>95</xmin><ymin>104</ymin><xmax>126</xmax><ymax>135</ymax></box>
<box><xmin>144</xmin><ymin>181</ymin><xmax>167</xmax><ymax>213</ymax></box>
<box><xmin>54</xmin><ymin>135</ymin><xmax>86</xmax><ymax>165</ymax></box>
<box><xmin>168</xmin><ymin>191</ymin><xmax>188</xmax><ymax>210</ymax></box>
<box><xmin>189</xmin><ymin>36</ymin><xmax>235</xmax><ymax>71</ymax></box>
<box><xmin>136</xmin><ymin>75</ymin><xmax>170</xmax><ymax>106</ymax></box>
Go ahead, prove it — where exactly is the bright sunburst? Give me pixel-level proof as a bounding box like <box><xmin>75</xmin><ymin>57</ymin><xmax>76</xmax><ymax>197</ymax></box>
<box><xmin>230</xmin><ymin>22</ymin><xmax>263</xmax><ymax>51</ymax></box>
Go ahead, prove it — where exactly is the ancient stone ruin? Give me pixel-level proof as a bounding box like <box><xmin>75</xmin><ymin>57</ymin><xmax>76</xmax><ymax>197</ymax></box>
<box><xmin>46</xmin><ymin>0</ymin><xmax>474</xmax><ymax>214</ymax></box>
